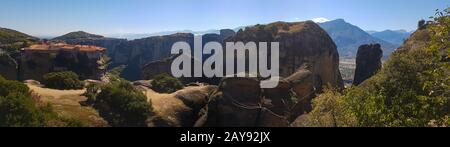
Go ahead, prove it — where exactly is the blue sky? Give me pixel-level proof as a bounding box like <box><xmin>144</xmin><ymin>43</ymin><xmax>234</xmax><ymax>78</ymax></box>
<box><xmin>0</xmin><ymin>0</ymin><xmax>448</xmax><ymax>36</ymax></box>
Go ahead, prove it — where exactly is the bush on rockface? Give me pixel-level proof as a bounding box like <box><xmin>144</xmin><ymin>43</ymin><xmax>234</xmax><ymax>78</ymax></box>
<box><xmin>150</xmin><ymin>73</ymin><xmax>184</xmax><ymax>93</ymax></box>
<box><xmin>42</xmin><ymin>71</ymin><xmax>84</xmax><ymax>90</ymax></box>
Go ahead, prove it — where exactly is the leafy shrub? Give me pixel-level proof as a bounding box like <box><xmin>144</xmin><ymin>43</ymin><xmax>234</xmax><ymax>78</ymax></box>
<box><xmin>0</xmin><ymin>75</ymin><xmax>82</xmax><ymax>127</ymax></box>
<box><xmin>94</xmin><ymin>81</ymin><xmax>153</xmax><ymax>127</ymax></box>
<box><xmin>305</xmin><ymin>88</ymin><xmax>357</xmax><ymax>127</ymax></box>
<box><xmin>42</xmin><ymin>71</ymin><xmax>84</xmax><ymax>90</ymax></box>
<box><xmin>81</xmin><ymin>83</ymin><xmax>102</xmax><ymax>106</ymax></box>
<box><xmin>150</xmin><ymin>73</ymin><xmax>184</xmax><ymax>93</ymax></box>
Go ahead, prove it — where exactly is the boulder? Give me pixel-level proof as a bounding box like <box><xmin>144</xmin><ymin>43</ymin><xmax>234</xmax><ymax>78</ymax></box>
<box><xmin>174</xmin><ymin>85</ymin><xmax>218</xmax><ymax>117</ymax></box>
<box><xmin>145</xmin><ymin>85</ymin><xmax>217</xmax><ymax>127</ymax></box>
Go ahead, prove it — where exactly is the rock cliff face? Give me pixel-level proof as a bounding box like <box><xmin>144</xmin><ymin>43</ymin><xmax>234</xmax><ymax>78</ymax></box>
<box><xmin>19</xmin><ymin>44</ymin><xmax>106</xmax><ymax>81</ymax></box>
<box><xmin>112</xmin><ymin>33</ymin><xmax>194</xmax><ymax>80</ymax></box>
<box><xmin>0</xmin><ymin>52</ymin><xmax>18</xmax><ymax>80</ymax></box>
<box><xmin>141</xmin><ymin>55</ymin><xmax>179</xmax><ymax>80</ymax></box>
<box><xmin>226</xmin><ymin>21</ymin><xmax>344</xmax><ymax>88</ymax></box>
<box><xmin>140</xmin><ymin>30</ymin><xmax>236</xmax><ymax>81</ymax></box>
<box><xmin>353</xmin><ymin>44</ymin><xmax>383</xmax><ymax>85</ymax></box>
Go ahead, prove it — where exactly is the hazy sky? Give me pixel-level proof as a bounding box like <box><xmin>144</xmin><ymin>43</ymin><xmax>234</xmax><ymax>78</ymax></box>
<box><xmin>0</xmin><ymin>0</ymin><xmax>448</xmax><ymax>36</ymax></box>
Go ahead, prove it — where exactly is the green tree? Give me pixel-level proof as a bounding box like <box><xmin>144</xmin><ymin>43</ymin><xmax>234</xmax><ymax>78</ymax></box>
<box><xmin>305</xmin><ymin>88</ymin><xmax>357</xmax><ymax>127</ymax></box>
<box><xmin>94</xmin><ymin>81</ymin><xmax>153</xmax><ymax>127</ymax></box>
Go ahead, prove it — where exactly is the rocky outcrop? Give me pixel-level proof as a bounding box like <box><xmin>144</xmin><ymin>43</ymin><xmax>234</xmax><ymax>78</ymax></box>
<box><xmin>353</xmin><ymin>44</ymin><xmax>383</xmax><ymax>86</ymax></box>
<box><xmin>195</xmin><ymin>77</ymin><xmax>290</xmax><ymax>127</ymax></box>
<box><xmin>226</xmin><ymin>21</ymin><xmax>344</xmax><ymax>89</ymax></box>
<box><xmin>0</xmin><ymin>52</ymin><xmax>18</xmax><ymax>80</ymax></box>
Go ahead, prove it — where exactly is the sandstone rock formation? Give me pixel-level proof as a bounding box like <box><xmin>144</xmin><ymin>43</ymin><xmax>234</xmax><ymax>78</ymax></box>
<box><xmin>353</xmin><ymin>44</ymin><xmax>383</xmax><ymax>86</ymax></box>
<box><xmin>191</xmin><ymin>21</ymin><xmax>346</xmax><ymax>126</ymax></box>
<box><xmin>225</xmin><ymin>21</ymin><xmax>344</xmax><ymax>89</ymax></box>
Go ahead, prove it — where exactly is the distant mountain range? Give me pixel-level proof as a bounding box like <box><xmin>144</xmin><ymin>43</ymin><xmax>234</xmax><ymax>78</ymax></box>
<box><xmin>105</xmin><ymin>27</ymin><xmax>246</xmax><ymax>40</ymax></box>
<box><xmin>369</xmin><ymin>30</ymin><xmax>412</xmax><ymax>46</ymax></box>
<box><xmin>318</xmin><ymin>19</ymin><xmax>398</xmax><ymax>58</ymax></box>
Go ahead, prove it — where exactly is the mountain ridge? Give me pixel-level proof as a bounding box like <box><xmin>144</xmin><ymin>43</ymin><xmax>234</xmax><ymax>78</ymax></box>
<box><xmin>318</xmin><ymin>19</ymin><xmax>397</xmax><ymax>57</ymax></box>
<box><xmin>371</xmin><ymin>29</ymin><xmax>412</xmax><ymax>46</ymax></box>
